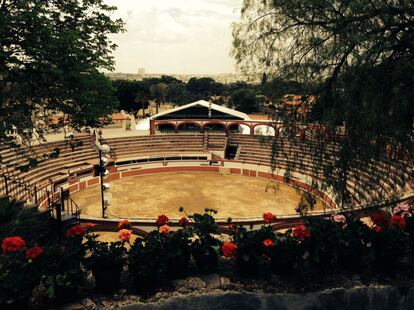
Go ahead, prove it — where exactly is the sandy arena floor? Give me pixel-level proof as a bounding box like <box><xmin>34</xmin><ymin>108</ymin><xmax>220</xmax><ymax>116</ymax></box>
<box><xmin>73</xmin><ymin>172</ymin><xmax>327</xmax><ymax>219</ymax></box>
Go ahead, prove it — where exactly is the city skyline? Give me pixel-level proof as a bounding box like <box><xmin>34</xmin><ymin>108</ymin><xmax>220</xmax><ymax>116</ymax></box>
<box><xmin>105</xmin><ymin>0</ymin><xmax>242</xmax><ymax>75</ymax></box>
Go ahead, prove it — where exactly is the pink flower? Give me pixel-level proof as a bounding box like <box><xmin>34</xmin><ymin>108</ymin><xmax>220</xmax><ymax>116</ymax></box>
<box><xmin>333</xmin><ymin>214</ymin><xmax>347</xmax><ymax>224</ymax></box>
<box><xmin>393</xmin><ymin>203</ymin><xmax>411</xmax><ymax>217</ymax></box>
<box><xmin>159</xmin><ymin>225</ymin><xmax>170</xmax><ymax>234</ymax></box>
<box><xmin>118</xmin><ymin>229</ymin><xmax>132</xmax><ymax>241</ymax></box>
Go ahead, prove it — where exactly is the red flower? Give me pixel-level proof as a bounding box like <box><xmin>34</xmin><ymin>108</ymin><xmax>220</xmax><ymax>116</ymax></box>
<box><xmin>66</xmin><ymin>225</ymin><xmax>85</xmax><ymax>237</ymax></box>
<box><xmin>26</xmin><ymin>246</ymin><xmax>44</xmax><ymax>260</ymax></box>
<box><xmin>263</xmin><ymin>212</ymin><xmax>277</xmax><ymax>223</ymax></box>
<box><xmin>118</xmin><ymin>229</ymin><xmax>132</xmax><ymax>241</ymax></box>
<box><xmin>391</xmin><ymin>215</ymin><xmax>406</xmax><ymax>230</ymax></box>
<box><xmin>221</xmin><ymin>242</ymin><xmax>238</xmax><ymax>258</ymax></box>
<box><xmin>178</xmin><ymin>217</ymin><xmax>189</xmax><ymax>227</ymax></box>
<box><xmin>1</xmin><ymin>236</ymin><xmax>26</xmax><ymax>254</ymax></box>
<box><xmin>84</xmin><ymin>223</ymin><xmax>96</xmax><ymax>229</ymax></box>
<box><xmin>228</xmin><ymin>224</ymin><xmax>237</xmax><ymax>234</ymax></box>
<box><xmin>263</xmin><ymin>239</ymin><xmax>275</xmax><ymax>247</ymax></box>
<box><xmin>372</xmin><ymin>226</ymin><xmax>382</xmax><ymax>233</ymax></box>
<box><xmin>370</xmin><ymin>211</ymin><xmax>390</xmax><ymax>228</ymax></box>
<box><xmin>118</xmin><ymin>219</ymin><xmax>131</xmax><ymax>230</ymax></box>
<box><xmin>293</xmin><ymin>225</ymin><xmax>311</xmax><ymax>241</ymax></box>
<box><xmin>155</xmin><ymin>215</ymin><xmax>169</xmax><ymax>226</ymax></box>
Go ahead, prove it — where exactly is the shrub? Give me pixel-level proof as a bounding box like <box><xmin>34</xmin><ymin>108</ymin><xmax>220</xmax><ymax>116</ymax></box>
<box><xmin>228</xmin><ymin>217</ymin><xmax>274</xmax><ymax>275</ymax></box>
<box><xmin>41</xmin><ymin>226</ymin><xmax>86</xmax><ymax>302</ymax></box>
<box><xmin>128</xmin><ymin>231</ymin><xmax>166</xmax><ymax>292</ymax></box>
<box><xmin>0</xmin><ymin>236</ymin><xmax>43</xmax><ymax>307</ymax></box>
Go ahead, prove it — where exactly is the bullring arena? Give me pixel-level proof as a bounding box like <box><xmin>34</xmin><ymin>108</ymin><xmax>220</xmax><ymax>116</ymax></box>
<box><xmin>1</xmin><ymin>101</ymin><xmax>413</xmax><ymax>234</ymax></box>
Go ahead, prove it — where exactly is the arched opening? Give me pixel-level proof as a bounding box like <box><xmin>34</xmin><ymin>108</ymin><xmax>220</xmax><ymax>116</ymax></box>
<box><xmin>157</xmin><ymin>123</ymin><xmax>176</xmax><ymax>133</ymax></box>
<box><xmin>227</xmin><ymin>123</ymin><xmax>251</xmax><ymax>135</ymax></box>
<box><xmin>177</xmin><ymin>122</ymin><xmax>201</xmax><ymax>133</ymax></box>
<box><xmin>227</xmin><ymin>123</ymin><xmax>243</xmax><ymax>134</ymax></box>
<box><xmin>253</xmin><ymin>125</ymin><xmax>275</xmax><ymax>136</ymax></box>
<box><xmin>203</xmin><ymin>123</ymin><xmax>226</xmax><ymax>133</ymax></box>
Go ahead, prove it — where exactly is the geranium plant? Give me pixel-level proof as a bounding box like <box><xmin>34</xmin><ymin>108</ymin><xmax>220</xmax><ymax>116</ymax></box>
<box><xmin>267</xmin><ymin>230</ymin><xmax>303</xmax><ymax>274</ymax></box>
<box><xmin>128</xmin><ymin>230</ymin><xmax>166</xmax><ymax>293</ymax></box>
<box><xmin>334</xmin><ymin>214</ymin><xmax>372</xmax><ymax>272</ymax></box>
<box><xmin>227</xmin><ymin>213</ymin><xmax>274</xmax><ymax>275</ymax></box>
<box><xmin>163</xmin><ymin>223</ymin><xmax>192</xmax><ymax>279</ymax></box>
<box><xmin>183</xmin><ymin>208</ymin><xmax>220</xmax><ymax>273</ymax></box>
<box><xmin>370</xmin><ymin>209</ymin><xmax>409</xmax><ymax>274</ymax></box>
<box><xmin>41</xmin><ymin>225</ymin><xmax>87</xmax><ymax>303</ymax></box>
<box><xmin>83</xmin><ymin>223</ymin><xmax>129</xmax><ymax>294</ymax></box>
<box><xmin>0</xmin><ymin>236</ymin><xmax>44</xmax><ymax>309</ymax></box>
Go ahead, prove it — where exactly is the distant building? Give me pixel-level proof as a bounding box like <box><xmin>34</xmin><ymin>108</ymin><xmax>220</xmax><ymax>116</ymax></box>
<box><xmin>137</xmin><ymin>68</ymin><xmax>145</xmax><ymax>75</ymax></box>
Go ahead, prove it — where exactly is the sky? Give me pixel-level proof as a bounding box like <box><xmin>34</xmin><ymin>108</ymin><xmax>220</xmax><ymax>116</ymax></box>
<box><xmin>105</xmin><ymin>0</ymin><xmax>242</xmax><ymax>75</ymax></box>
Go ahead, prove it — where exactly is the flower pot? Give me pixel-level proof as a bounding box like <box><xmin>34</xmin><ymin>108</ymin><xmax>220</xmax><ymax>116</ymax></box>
<box><xmin>236</xmin><ymin>256</ymin><xmax>258</xmax><ymax>275</ymax></box>
<box><xmin>270</xmin><ymin>255</ymin><xmax>295</xmax><ymax>274</ymax></box>
<box><xmin>1</xmin><ymin>296</ymin><xmax>30</xmax><ymax>310</ymax></box>
<box><xmin>192</xmin><ymin>246</ymin><xmax>218</xmax><ymax>274</ymax></box>
<box><xmin>337</xmin><ymin>251</ymin><xmax>363</xmax><ymax>272</ymax></box>
<box><xmin>92</xmin><ymin>263</ymin><xmax>123</xmax><ymax>294</ymax></box>
<box><xmin>133</xmin><ymin>274</ymin><xmax>157</xmax><ymax>293</ymax></box>
<box><xmin>167</xmin><ymin>254</ymin><xmax>190</xmax><ymax>279</ymax></box>
<box><xmin>53</xmin><ymin>286</ymin><xmax>78</xmax><ymax>304</ymax></box>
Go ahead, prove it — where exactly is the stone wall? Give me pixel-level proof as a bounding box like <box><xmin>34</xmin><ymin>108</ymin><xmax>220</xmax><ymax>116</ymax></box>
<box><xmin>120</xmin><ymin>286</ymin><xmax>414</xmax><ymax>310</ymax></box>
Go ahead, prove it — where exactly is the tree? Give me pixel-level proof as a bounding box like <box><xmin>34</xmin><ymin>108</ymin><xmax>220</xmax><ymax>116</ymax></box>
<box><xmin>232</xmin><ymin>0</ymin><xmax>414</xmax><ymax>145</ymax></box>
<box><xmin>150</xmin><ymin>82</ymin><xmax>169</xmax><ymax>114</ymax></box>
<box><xmin>0</xmin><ymin>0</ymin><xmax>124</xmax><ymax>142</ymax></box>
<box><xmin>232</xmin><ymin>0</ymin><xmax>414</xmax><ymax>206</ymax></box>
<box><xmin>231</xmin><ymin>89</ymin><xmax>259</xmax><ymax>113</ymax></box>
<box><xmin>112</xmin><ymin>80</ymin><xmax>150</xmax><ymax>117</ymax></box>
<box><xmin>186</xmin><ymin>77</ymin><xmax>216</xmax><ymax>98</ymax></box>
<box><xmin>167</xmin><ymin>81</ymin><xmax>186</xmax><ymax>105</ymax></box>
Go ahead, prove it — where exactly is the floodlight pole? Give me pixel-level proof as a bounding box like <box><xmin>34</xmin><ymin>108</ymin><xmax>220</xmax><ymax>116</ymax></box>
<box><xmin>99</xmin><ymin>148</ymin><xmax>106</xmax><ymax>218</ymax></box>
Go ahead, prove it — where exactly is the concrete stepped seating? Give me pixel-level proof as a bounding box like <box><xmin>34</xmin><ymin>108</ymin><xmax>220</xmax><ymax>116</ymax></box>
<box><xmin>0</xmin><ymin>135</ymin><xmax>97</xmax><ymax>199</ymax></box>
<box><xmin>229</xmin><ymin>134</ymin><xmax>414</xmax><ymax>205</ymax></box>
<box><xmin>106</xmin><ymin>134</ymin><xmax>225</xmax><ymax>161</ymax></box>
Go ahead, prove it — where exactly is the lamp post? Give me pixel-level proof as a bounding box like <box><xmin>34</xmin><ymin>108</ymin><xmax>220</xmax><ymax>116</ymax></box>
<box><xmin>98</xmin><ymin>143</ymin><xmax>111</xmax><ymax>218</ymax></box>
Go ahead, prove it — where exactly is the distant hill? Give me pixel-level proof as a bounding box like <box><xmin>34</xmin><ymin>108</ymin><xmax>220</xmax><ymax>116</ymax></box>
<box><xmin>106</xmin><ymin>72</ymin><xmax>260</xmax><ymax>84</ymax></box>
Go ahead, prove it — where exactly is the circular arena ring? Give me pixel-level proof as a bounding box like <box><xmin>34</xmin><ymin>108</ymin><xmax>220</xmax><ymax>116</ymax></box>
<box><xmin>1</xmin><ymin>132</ymin><xmax>413</xmax><ymax>236</ymax></box>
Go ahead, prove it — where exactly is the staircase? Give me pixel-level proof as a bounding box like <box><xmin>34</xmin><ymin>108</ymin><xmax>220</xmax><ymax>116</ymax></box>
<box><xmin>203</xmin><ymin>132</ymin><xmax>208</xmax><ymax>151</ymax></box>
<box><xmin>50</xmin><ymin>189</ymin><xmax>81</xmax><ymax>227</ymax></box>
<box><xmin>234</xmin><ymin>144</ymin><xmax>242</xmax><ymax>160</ymax></box>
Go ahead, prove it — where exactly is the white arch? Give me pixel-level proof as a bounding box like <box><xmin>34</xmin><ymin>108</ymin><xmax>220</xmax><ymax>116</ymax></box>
<box><xmin>254</xmin><ymin>125</ymin><xmax>275</xmax><ymax>136</ymax></box>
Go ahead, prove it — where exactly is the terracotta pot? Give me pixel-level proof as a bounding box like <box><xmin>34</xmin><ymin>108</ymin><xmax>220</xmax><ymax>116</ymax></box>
<box><xmin>236</xmin><ymin>256</ymin><xmax>259</xmax><ymax>275</ymax></box>
<box><xmin>53</xmin><ymin>286</ymin><xmax>78</xmax><ymax>304</ymax></box>
<box><xmin>92</xmin><ymin>263</ymin><xmax>123</xmax><ymax>294</ymax></box>
<box><xmin>0</xmin><ymin>296</ymin><xmax>30</xmax><ymax>310</ymax></box>
<box><xmin>270</xmin><ymin>255</ymin><xmax>295</xmax><ymax>274</ymax></box>
<box><xmin>192</xmin><ymin>246</ymin><xmax>218</xmax><ymax>274</ymax></box>
<box><xmin>133</xmin><ymin>274</ymin><xmax>158</xmax><ymax>293</ymax></box>
<box><xmin>167</xmin><ymin>254</ymin><xmax>190</xmax><ymax>279</ymax></box>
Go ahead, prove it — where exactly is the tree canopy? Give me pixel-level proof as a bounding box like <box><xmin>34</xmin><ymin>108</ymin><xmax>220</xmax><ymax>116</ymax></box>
<box><xmin>0</xmin><ymin>0</ymin><xmax>124</xmax><ymax>141</ymax></box>
<box><xmin>232</xmin><ymin>0</ymin><xmax>414</xmax><ymax>207</ymax></box>
<box><xmin>231</xmin><ymin>88</ymin><xmax>259</xmax><ymax>113</ymax></box>
<box><xmin>232</xmin><ymin>0</ymin><xmax>414</xmax><ymax>148</ymax></box>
